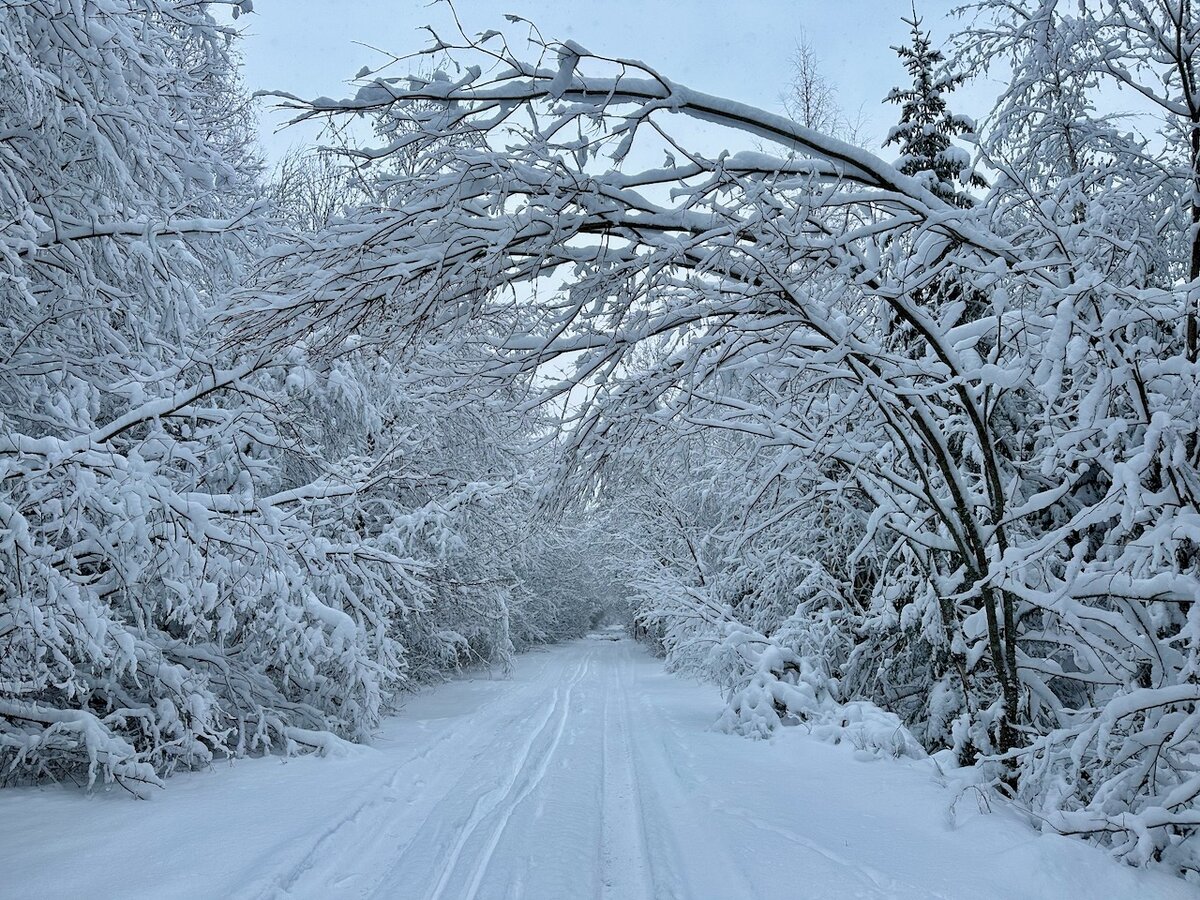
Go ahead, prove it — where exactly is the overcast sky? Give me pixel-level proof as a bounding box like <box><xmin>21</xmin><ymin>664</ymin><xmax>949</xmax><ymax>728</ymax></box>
<box><xmin>236</xmin><ymin>1</ymin><xmax>1003</xmax><ymax>162</ymax></box>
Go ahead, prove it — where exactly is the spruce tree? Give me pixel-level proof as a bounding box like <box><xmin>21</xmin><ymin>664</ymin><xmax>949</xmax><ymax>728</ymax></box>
<box><xmin>884</xmin><ymin>11</ymin><xmax>985</xmax><ymax>207</ymax></box>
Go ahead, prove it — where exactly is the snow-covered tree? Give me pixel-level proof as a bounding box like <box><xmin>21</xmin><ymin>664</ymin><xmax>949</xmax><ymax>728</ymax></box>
<box><xmin>0</xmin><ymin>1</ymin><xmax>599</xmax><ymax>795</ymax></box>
<box><xmin>885</xmin><ymin>12</ymin><xmax>986</xmax><ymax>207</ymax></box>
<box><xmin>242</xmin><ymin>14</ymin><xmax>1200</xmax><ymax>875</ymax></box>
<box><xmin>7</xmin><ymin>0</ymin><xmax>1199</xmax><ymax>878</ymax></box>
<box><xmin>783</xmin><ymin>34</ymin><xmax>851</xmax><ymax>139</ymax></box>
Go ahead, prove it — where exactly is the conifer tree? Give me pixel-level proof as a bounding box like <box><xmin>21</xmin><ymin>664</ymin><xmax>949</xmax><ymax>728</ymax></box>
<box><xmin>884</xmin><ymin>10</ymin><xmax>985</xmax><ymax>207</ymax></box>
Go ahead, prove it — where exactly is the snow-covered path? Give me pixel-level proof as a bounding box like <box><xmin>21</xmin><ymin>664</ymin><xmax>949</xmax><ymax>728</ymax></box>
<box><xmin>1</xmin><ymin>635</ymin><xmax>1192</xmax><ymax>899</ymax></box>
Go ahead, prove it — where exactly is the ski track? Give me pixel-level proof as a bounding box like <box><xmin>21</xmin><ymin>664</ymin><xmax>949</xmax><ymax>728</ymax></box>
<box><xmin>249</xmin><ymin>711</ymin><xmax>466</xmax><ymax>900</ymax></box>
<box><xmin>3</xmin><ymin>635</ymin><xmax>1195</xmax><ymax>900</ymax></box>
<box><xmin>632</xmin><ymin>677</ymin><xmax>914</xmax><ymax>899</ymax></box>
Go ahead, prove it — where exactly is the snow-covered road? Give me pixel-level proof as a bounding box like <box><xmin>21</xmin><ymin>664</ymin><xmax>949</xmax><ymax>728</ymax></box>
<box><xmin>1</xmin><ymin>635</ymin><xmax>1192</xmax><ymax>899</ymax></box>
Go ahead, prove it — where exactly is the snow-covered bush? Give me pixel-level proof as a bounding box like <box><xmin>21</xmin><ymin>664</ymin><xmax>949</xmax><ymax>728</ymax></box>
<box><xmin>711</xmin><ymin>628</ymin><xmax>838</xmax><ymax>740</ymax></box>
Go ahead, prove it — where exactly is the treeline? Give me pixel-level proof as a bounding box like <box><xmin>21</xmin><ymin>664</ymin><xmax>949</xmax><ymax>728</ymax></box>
<box><xmin>248</xmin><ymin>2</ymin><xmax>1200</xmax><ymax>878</ymax></box>
<box><xmin>0</xmin><ymin>1</ymin><xmax>606</xmax><ymax>794</ymax></box>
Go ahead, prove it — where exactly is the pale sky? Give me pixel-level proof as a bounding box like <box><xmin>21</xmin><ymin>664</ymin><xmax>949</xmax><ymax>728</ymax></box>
<box><xmin>234</xmin><ymin>1</ymin><xmax>1003</xmax><ymax>162</ymax></box>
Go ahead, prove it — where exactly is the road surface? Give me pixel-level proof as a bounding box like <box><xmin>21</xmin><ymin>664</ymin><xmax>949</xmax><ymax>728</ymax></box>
<box><xmin>0</xmin><ymin>634</ymin><xmax>1190</xmax><ymax>899</ymax></box>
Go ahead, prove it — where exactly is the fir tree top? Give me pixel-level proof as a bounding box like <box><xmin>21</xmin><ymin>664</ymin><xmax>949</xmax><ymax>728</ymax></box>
<box><xmin>884</xmin><ymin>10</ymin><xmax>986</xmax><ymax>208</ymax></box>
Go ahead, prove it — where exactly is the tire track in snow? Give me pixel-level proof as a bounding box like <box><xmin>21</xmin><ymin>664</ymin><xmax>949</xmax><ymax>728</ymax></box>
<box><xmin>407</xmin><ymin>649</ymin><xmax>592</xmax><ymax>900</ymax></box>
<box><xmin>248</xmin><ymin>651</ymin><xmax>565</xmax><ymax>900</ymax></box>
<box><xmin>599</xmin><ymin>639</ymin><xmax>658</xmax><ymax>899</ymax></box>
<box><xmin>620</xmin><ymin>642</ymin><xmax>756</xmax><ymax>900</ymax></box>
<box><xmin>458</xmin><ymin>649</ymin><xmax>593</xmax><ymax>899</ymax></box>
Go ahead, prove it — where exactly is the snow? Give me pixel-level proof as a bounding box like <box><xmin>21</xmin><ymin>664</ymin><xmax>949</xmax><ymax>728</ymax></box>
<box><xmin>0</xmin><ymin>636</ymin><xmax>1189</xmax><ymax>900</ymax></box>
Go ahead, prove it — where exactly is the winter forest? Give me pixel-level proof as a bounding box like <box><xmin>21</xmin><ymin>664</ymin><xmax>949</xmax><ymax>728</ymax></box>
<box><xmin>4</xmin><ymin>0</ymin><xmax>1200</xmax><ymax>896</ymax></box>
